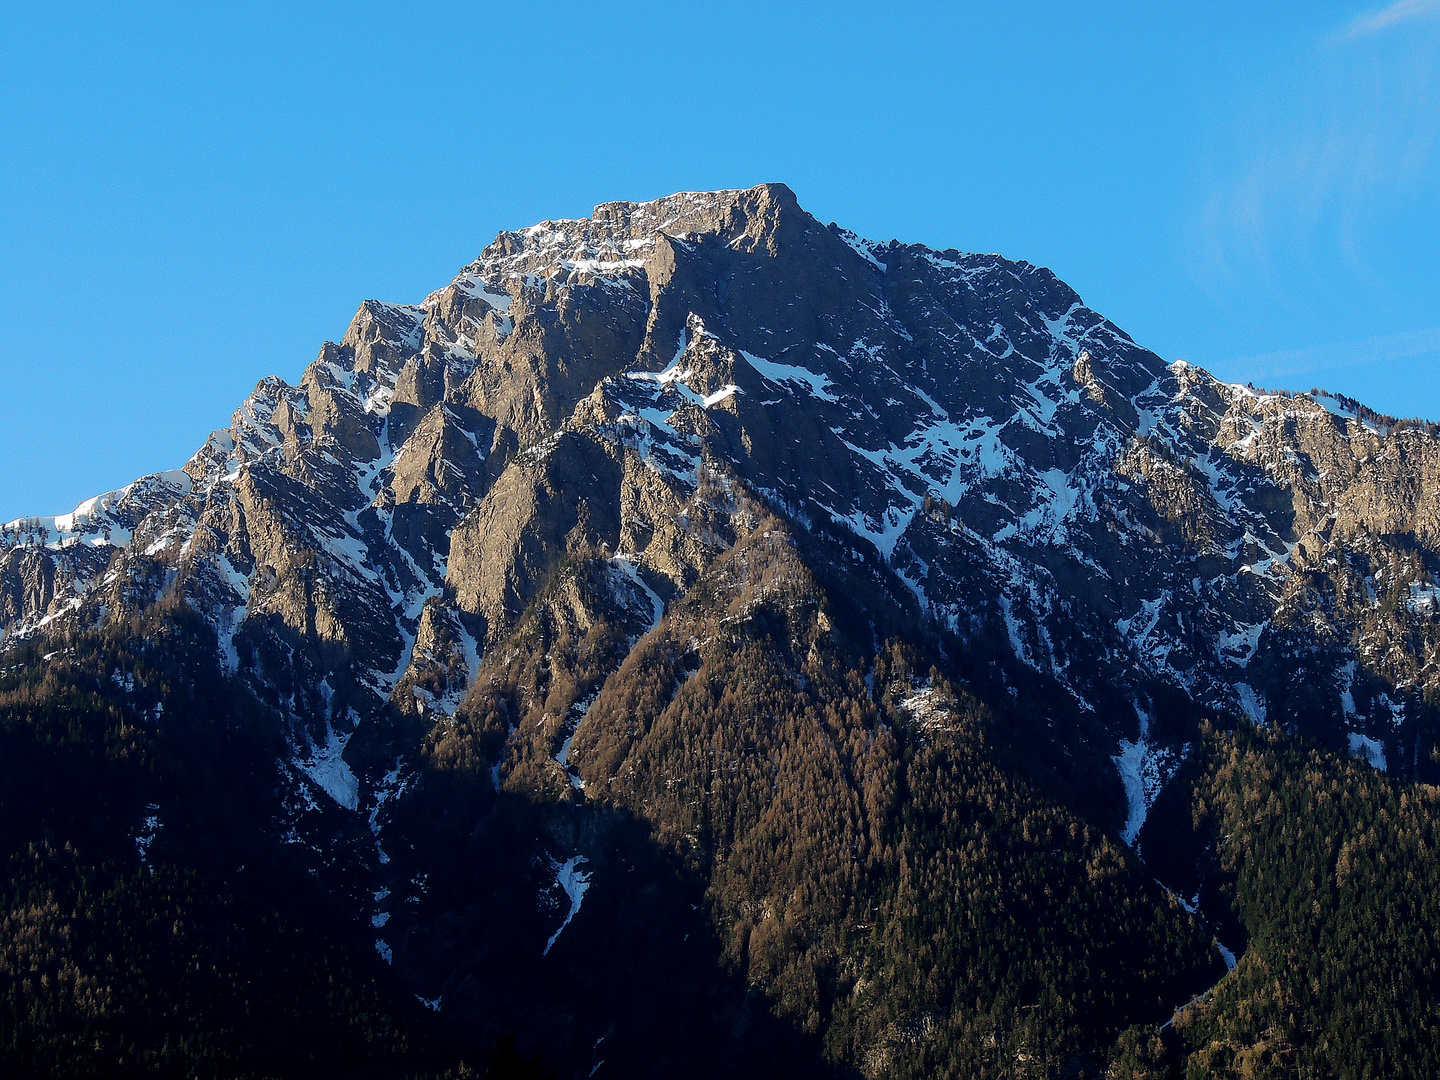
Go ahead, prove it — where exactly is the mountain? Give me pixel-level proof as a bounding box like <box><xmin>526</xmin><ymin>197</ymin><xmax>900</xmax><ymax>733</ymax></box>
<box><xmin>3</xmin><ymin>183</ymin><xmax>1439</xmax><ymax>1078</ymax></box>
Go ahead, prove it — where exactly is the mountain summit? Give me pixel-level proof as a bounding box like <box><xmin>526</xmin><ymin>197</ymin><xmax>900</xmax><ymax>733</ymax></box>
<box><xmin>3</xmin><ymin>184</ymin><xmax>1439</xmax><ymax>1077</ymax></box>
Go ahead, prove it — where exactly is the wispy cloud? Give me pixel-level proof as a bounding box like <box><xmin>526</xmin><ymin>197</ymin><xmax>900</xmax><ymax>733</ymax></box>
<box><xmin>1228</xmin><ymin>326</ymin><xmax>1440</xmax><ymax>382</ymax></box>
<box><xmin>1194</xmin><ymin>14</ymin><xmax>1440</xmax><ymax>289</ymax></box>
<box><xmin>1331</xmin><ymin>0</ymin><xmax>1440</xmax><ymax>44</ymax></box>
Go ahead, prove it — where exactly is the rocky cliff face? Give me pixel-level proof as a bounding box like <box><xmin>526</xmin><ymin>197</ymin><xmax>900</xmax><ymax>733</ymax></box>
<box><xmin>6</xmin><ymin>184</ymin><xmax>1435</xmax><ymax>794</ymax></box>
<box><xmin>3</xmin><ymin>183</ymin><xmax>1439</xmax><ymax>1070</ymax></box>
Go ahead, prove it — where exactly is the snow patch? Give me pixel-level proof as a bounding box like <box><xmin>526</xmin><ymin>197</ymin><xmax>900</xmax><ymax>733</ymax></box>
<box><xmin>555</xmin><ymin>693</ymin><xmax>596</xmax><ymax>791</ymax></box>
<box><xmin>1338</xmin><ymin>659</ymin><xmax>1358</xmax><ymax>718</ymax></box>
<box><xmin>610</xmin><ymin>555</ymin><xmax>663</xmax><ymax>632</ymax></box>
<box><xmin>702</xmin><ymin>384</ymin><xmax>740</xmax><ymax>407</ymax></box>
<box><xmin>626</xmin><ymin>363</ymin><xmax>695</xmax><ymax>387</ymax></box>
<box><xmin>450</xmin><ymin>272</ymin><xmax>513</xmax><ymax>312</ymax></box>
<box><xmin>295</xmin><ymin>720</ymin><xmax>359</xmax><ymax>811</ymax></box>
<box><xmin>1407</xmin><ymin>583</ymin><xmax>1440</xmax><ymax>615</ymax></box>
<box><xmin>1215</xmin><ymin>939</ymin><xmax>1238</xmax><ymax>970</ymax></box>
<box><xmin>1348</xmin><ymin>731</ymin><xmax>1387</xmax><ymax>771</ymax></box>
<box><xmin>1308</xmin><ymin>392</ymin><xmax>1386</xmax><ymax>435</ymax></box>
<box><xmin>1113</xmin><ymin>706</ymin><xmax>1182</xmax><ymax>847</ymax></box>
<box><xmin>135</xmin><ymin>808</ymin><xmax>159</xmax><ymax>864</ymax></box>
<box><xmin>543</xmin><ymin>856</ymin><xmax>592</xmax><ymax>956</ymax></box>
<box><xmin>1217</xmin><ymin>622</ymin><xmax>1264</xmax><ymax>667</ymax></box>
<box><xmin>834</xmin><ymin>227</ymin><xmax>887</xmax><ymax>271</ymax></box>
<box><xmin>740</xmin><ymin>350</ymin><xmax>838</xmax><ymax>402</ymax></box>
<box><xmin>1234</xmin><ymin>682</ymin><xmax>1266</xmax><ymax>725</ymax></box>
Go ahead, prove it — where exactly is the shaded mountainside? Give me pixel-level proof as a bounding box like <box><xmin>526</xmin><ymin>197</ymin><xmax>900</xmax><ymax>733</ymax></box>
<box><xmin>3</xmin><ymin>184</ymin><xmax>1440</xmax><ymax>1077</ymax></box>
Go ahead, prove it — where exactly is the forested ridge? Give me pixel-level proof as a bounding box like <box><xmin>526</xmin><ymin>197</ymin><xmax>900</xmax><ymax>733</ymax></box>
<box><xmin>0</xmin><ymin>610</ymin><xmax>475</xmax><ymax>1078</ymax></box>
<box><xmin>1161</xmin><ymin>725</ymin><xmax>1440</xmax><ymax>1078</ymax></box>
<box><xmin>4</xmin><ymin>531</ymin><xmax>1440</xmax><ymax>1077</ymax></box>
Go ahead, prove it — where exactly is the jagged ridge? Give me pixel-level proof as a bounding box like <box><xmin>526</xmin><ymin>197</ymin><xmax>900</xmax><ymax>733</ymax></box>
<box><xmin>2</xmin><ymin>180</ymin><xmax>1438</xmax><ymax>859</ymax></box>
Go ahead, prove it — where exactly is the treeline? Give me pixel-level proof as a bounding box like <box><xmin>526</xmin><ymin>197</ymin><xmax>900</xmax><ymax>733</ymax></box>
<box><xmin>561</xmin><ymin>518</ymin><xmax>1222</xmax><ymax>1077</ymax></box>
<box><xmin>1305</xmin><ymin>388</ymin><xmax>1439</xmax><ymax>435</ymax></box>
<box><xmin>0</xmin><ymin>610</ymin><xmax>476</xmax><ymax>1078</ymax></box>
<box><xmin>410</xmin><ymin>520</ymin><xmax>1225</xmax><ymax>1075</ymax></box>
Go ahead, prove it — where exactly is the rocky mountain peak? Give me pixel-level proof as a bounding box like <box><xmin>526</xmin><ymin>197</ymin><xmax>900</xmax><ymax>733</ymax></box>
<box><xmin>6</xmin><ymin>183</ymin><xmax>1440</xmax><ymax>1078</ymax></box>
<box><xmin>3</xmin><ymin>184</ymin><xmax>1438</xmax><ymax>850</ymax></box>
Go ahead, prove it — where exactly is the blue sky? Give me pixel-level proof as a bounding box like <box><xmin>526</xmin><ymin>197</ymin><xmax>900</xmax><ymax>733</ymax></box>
<box><xmin>2</xmin><ymin>1</ymin><xmax>1437</xmax><ymax>520</ymax></box>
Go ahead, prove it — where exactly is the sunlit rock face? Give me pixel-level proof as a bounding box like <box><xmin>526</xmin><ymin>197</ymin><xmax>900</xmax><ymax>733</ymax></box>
<box><xmin>4</xmin><ymin>180</ymin><xmax>1438</xmax><ymax>866</ymax></box>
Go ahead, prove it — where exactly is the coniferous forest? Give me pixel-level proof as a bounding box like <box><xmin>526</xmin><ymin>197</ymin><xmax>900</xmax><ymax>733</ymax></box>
<box><xmin>4</xmin><ymin>594</ymin><xmax>1440</xmax><ymax>1077</ymax></box>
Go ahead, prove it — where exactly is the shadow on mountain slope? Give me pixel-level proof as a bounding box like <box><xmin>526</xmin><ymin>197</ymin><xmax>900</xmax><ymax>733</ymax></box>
<box><xmin>0</xmin><ymin>606</ymin><xmax>848</xmax><ymax>1080</ymax></box>
<box><xmin>389</xmin><ymin>789</ymin><xmax>851</xmax><ymax>1079</ymax></box>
